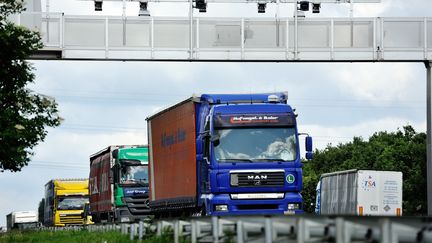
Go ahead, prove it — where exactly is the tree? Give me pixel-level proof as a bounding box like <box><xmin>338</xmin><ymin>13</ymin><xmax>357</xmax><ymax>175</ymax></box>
<box><xmin>303</xmin><ymin>125</ymin><xmax>427</xmax><ymax>215</ymax></box>
<box><xmin>0</xmin><ymin>0</ymin><xmax>61</xmax><ymax>172</ymax></box>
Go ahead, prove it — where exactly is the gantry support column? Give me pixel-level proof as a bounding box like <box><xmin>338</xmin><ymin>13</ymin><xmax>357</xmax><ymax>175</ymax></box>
<box><xmin>427</xmin><ymin>61</ymin><xmax>432</xmax><ymax>216</ymax></box>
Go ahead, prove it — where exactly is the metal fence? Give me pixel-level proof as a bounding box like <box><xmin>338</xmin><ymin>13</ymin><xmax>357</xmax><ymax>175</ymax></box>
<box><xmin>151</xmin><ymin>215</ymin><xmax>432</xmax><ymax>243</ymax></box>
<box><xmin>37</xmin><ymin>215</ymin><xmax>432</xmax><ymax>243</ymax></box>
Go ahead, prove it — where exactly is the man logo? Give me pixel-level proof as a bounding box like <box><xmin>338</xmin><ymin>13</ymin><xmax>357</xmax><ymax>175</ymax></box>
<box><xmin>247</xmin><ymin>175</ymin><xmax>268</xmax><ymax>180</ymax></box>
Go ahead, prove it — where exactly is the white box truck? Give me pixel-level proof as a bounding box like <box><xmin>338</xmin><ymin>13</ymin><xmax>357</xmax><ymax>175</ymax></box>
<box><xmin>315</xmin><ymin>170</ymin><xmax>402</xmax><ymax>216</ymax></box>
<box><xmin>6</xmin><ymin>211</ymin><xmax>39</xmax><ymax>231</ymax></box>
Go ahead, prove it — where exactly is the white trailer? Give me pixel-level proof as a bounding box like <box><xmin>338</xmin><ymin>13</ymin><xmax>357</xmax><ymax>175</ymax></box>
<box><xmin>317</xmin><ymin>170</ymin><xmax>403</xmax><ymax>216</ymax></box>
<box><xmin>6</xmin><ymin>211</ymin><xmax>39</xmax><ymax>231</ymax></box>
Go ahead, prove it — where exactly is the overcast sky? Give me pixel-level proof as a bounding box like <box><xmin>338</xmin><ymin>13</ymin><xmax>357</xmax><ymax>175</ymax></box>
<box><xmin>1</xmin><ymin>0</ymin><xmax>432</xmax><ymax>226</ymax></box>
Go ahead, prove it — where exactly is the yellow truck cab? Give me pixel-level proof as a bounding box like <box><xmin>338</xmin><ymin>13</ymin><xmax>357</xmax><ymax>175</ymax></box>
<box><xmin>44</xmin><ymin>179</ymin><xmax>93</xmax><ymax>226</ymax></box>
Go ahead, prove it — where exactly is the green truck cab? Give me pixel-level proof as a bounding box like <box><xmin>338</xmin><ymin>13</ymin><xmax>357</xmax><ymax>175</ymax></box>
<box><xmin>89</xmin><ymin>146</ymin><xmax>150</xmax><ymax>223</ymax></box>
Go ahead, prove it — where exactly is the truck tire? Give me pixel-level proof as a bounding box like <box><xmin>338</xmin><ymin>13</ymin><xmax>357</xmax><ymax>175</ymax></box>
<box><xmin>92</xmin><ymin>213</ymin><xmax>100</xmax><ymax>224</ymax></box>
<box><xmin>191</xmin><ymin>205</ymin><xmax>206</xmax><ymax>217</ymax></box>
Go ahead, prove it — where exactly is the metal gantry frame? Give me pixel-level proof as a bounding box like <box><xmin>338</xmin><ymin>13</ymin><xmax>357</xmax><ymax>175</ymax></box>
<box><xmin>427</xmin><ymin>61</ymin><xmax>432</xmax><ymax>216</ymax></box>
<box><xmin>17</xmin><ymin>0</ymin><xmax>432</xmax><ymax>215</ymax></box>
<box><xmin>14</xmin><ymin>14</ymin><xmax>432</xmax><ymax>61</ymax></box>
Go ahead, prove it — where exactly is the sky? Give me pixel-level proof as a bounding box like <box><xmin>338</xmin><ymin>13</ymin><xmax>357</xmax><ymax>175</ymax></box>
<box><xmin>1</xmin><ymin>0</ymin><xmax>432</xmax><ymax>227</ymax></box>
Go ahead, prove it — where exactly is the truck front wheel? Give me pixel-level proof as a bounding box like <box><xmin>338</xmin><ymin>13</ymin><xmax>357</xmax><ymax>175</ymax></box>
<box><xmin>91</xmin><ymin>213</ymin><xmax>100</xmax><ymax>224</ymax></box>
<box><xmin>191</xmin><ymin>205</ymin><xmax>206</xmax><ymax>217</ymax></box>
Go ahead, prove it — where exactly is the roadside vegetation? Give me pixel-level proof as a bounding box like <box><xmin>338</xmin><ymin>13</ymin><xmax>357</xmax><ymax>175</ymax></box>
<box><xmin>303</xmin><ymin>125</ymin><xmax>427</xmax><ymax>215</ymax></box>
<box><xmin>0</xmin><ymin>230</ymin><xmax>134</xmax><ymax>243</ymax></box>
<box><xmin>0</xmin><ymin>229</ymin><xmax>178</xmax><ymax>243</ymax></box>
<box><xmin>1</xmin><ymin>0</ymin><xmax>62</xmax><ymax>172</ymax></box>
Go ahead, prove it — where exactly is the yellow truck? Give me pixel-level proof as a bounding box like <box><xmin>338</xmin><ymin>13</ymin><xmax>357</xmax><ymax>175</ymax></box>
<box><xmin>43</xmin><ymin>179</ymin><xmax>92</xmax><ymax>226</ymax></box>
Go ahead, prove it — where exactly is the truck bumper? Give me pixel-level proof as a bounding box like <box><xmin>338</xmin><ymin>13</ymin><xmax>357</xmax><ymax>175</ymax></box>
<box><xmin>55</xmin><ymin>211</ymin><xmax>86</xmax><ymax>226</ymax></box>
<box><xmin>206</xmin><ymin>193</ymin><xmax>303</xmax><ymax>216</ymax></box>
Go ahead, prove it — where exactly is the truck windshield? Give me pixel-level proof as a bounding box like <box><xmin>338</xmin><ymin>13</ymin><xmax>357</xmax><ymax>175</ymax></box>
<box><xmin>214</xmin><ymin>127</ymin><xmax>298</xmax><ymax>162</ymax></box>
<box><xmin>121</xmin><ymin>165</ymin><xmax>148</xmax><ymax>184</ymax></box>
<box><xmin>57</xmin><ymin>196</ymin><xmax>88</xmax><ymax>210</ymax></box>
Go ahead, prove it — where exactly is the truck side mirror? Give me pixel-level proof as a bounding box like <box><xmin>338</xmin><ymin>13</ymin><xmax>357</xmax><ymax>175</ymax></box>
<box><xmin>112</xmin><ymin>149</ymin><xmax>119</xmax><ymax>159</ymax></box>
<box><xmin>305</xmin><ymin>136</ymin><xmax>313</xmax><ymax>152</ymax></box>
<box><xmin>111</xmin><ymin>168</ymin><xmax>119</xmax><ymax>182</ymax></box>
<box><xmin>305</xmin><ymin>136</ymin><xmax>313</xmax><ymax>160</ymax></box>
<box><xmin>82</xmin><ymin>203</ymin><xmax>90</xmax><ymax>217</ymax></box>
<box><xmin>306</xmin><ymin>152</ymin><xmax>313</xmax><ymax>160</ymax></box>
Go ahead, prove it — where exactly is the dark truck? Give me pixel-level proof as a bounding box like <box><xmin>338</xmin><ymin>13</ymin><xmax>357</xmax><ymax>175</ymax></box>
<box><xmin>147</xmin><ymin>93</ymin><xmax>313</xmax><ymax>216</ymax></box>
<box><xmin>89</xmin><ymin>145</ymin><xmax>150</xmax><ymax>223</ymax></box>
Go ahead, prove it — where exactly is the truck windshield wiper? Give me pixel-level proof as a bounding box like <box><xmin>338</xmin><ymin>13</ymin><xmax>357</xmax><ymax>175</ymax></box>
<box><xmin>253</xmin><ymin>158</ymin><xmax>287</xmax><ymax>162</ymax></box>
<box><xmin>218</xmin><ymin>159</ymin><xmax>254</xmax><ymax>163</ymax></box>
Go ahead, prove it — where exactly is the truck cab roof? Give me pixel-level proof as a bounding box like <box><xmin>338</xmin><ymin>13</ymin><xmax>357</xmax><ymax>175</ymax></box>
<box><xmin>212</xmin><ymin>102</ymin><xmax>294</xmax><ymax>114</ymax></box>
<box><xmin>200</xmin><ymin>92</ymin><xmax>288</xmax><ymax>104</ymax></box>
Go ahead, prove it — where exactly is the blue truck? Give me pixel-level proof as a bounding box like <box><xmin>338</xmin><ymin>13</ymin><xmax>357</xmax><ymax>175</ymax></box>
<box><xmin>147</xmin><ymin>93</ymin><xmax>312</xmax><ymax>216</ymax></box>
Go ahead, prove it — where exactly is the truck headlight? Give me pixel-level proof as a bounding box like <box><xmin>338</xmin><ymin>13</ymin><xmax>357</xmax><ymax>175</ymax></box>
<box><xmin>288</xmin><ymin>203</ymin><xmax>301</xmax><ymax>210</ymax></box>
<box><xmin>120</xmin><ymin>217</ymin><xmax>130</xmax><ymax>222</ymax></box>
<box><xmin>215</xmin><ymin>205</ymin><xmax>228</xmax><ymax>212</ymax></box>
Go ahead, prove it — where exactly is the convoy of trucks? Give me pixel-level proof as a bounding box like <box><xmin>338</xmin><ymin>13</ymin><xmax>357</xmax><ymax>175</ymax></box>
<box><xmin>4</xmin><ymin>92</ymin><xmax>410</xmax><ymax>230</ymax></box>
<box><xmin>6</xmin><ymin>211</ymin><xmax>38</xmax><ymax>231</ymax></box>
<box><xmin>89</xmin><ymin>146</ymin><xmax>150</xmax><ymax>223</ymax></box>
<box><xmin>43</xmin><ymin>179</ymin><xmax>92</xmax><ymax>226</ymax></box>
<box><xmin>146</xmin><ymin>93</ymin><xmax>313</xmax><ymax>216</ymax></box>
<box><xmin>315</xmin><ymin>170</ymin><xmax>403</xmax><ymax>216</ymax></box>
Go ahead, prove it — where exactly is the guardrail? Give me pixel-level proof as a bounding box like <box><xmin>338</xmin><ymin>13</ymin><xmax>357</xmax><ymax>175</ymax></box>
<box><xmin>10</xmin><ymin>13</ymin><xmax>432</xmax><ymax>61</ymax></box>
<box><xmin>37</xmin><ymin>215</ymin><xmax>432</xmax><ymax>243</ymax></box>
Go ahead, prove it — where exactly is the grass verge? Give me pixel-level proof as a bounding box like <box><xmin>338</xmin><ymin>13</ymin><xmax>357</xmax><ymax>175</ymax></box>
<box><xmin>0</xmin><ymin>225</ymin><xmax>184</xmax><ymax>243</ymax></box>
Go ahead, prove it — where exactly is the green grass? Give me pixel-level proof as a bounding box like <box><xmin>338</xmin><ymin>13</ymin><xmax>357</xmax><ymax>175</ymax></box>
<box><xmin>0</xmin><ymin>229</ymin><xmax>177</xmax><ymax>243</ymax></box>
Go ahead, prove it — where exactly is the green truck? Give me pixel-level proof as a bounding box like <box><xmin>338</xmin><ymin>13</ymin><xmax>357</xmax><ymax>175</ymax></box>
<box><xmin>89</xmin><ymin>145</ymin><xmax>150</xmax><ymax>223</ymax></box>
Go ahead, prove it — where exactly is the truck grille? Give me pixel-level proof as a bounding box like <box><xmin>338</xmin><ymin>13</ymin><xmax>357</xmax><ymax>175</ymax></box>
<box><xmin>59</xmin><ymin>214</ymin><xmax>83</xmax><ymax>225</ymax></box>
<box><xmin>124</xmin><ymin>196</ymin><xmax>150</xmax><ymax>215</ymax></box>
<box><xmin>231</xmin><ymin>171</ymin><xmax>285</xmax><ymax>187</ymax></box>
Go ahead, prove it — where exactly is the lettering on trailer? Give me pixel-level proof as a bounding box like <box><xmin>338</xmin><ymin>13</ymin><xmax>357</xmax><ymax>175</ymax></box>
<box><xmin>383</xmin><ymin>180</ymin><xmax>398</xmax><ymax>192</ymax></box>
<box><xmin>383</xmin><ymin>180</ymin><xmax>400</xmax><ymax>206</ymax></box>
<box><xmin>215</xmin><ymin>113</ymin><xmax>295</xmax><ymax>128</ymax></box>
<box><xmin>361</xmin><ymin>175</ymin><xmax>376</xmax><ymax>191</ymax></box>
<box><xmin>89</xmin><ymin>177</ymin><xmax>99</xmax><ymax>195</ymax></box>
<box><xmin>161</xmin><ymin>129</ymin><xmax>187</xmax><ymax>147</ymax></box>
<box><xmin>100</xmin><ymin>172</ymin><xmax>109</xmax><ymax>193</ymax></box>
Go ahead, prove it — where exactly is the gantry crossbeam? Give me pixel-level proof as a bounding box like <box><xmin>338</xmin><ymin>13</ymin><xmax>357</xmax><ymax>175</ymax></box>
<box><xmin>13</xmin><ymin>13</ymin><xmax>431</xmax><ymax>61</ymax></box>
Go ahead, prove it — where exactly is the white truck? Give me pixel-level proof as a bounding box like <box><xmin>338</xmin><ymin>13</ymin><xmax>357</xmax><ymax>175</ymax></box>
<box><xmin>315</xmin><ymin>170</ymin><xmax>403</xmax><ymax>216</ymax></box>
<box><xmin>6</xmin><ymin>211</ymin><xmax>39</xmax><ymax>231</ymax></box>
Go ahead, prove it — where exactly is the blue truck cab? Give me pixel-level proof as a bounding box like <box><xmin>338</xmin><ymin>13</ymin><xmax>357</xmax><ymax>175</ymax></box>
<box><xmin>195</xmin><ymin>93</ymin><xmax>313</xmax><ymax>215</ymax></box>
